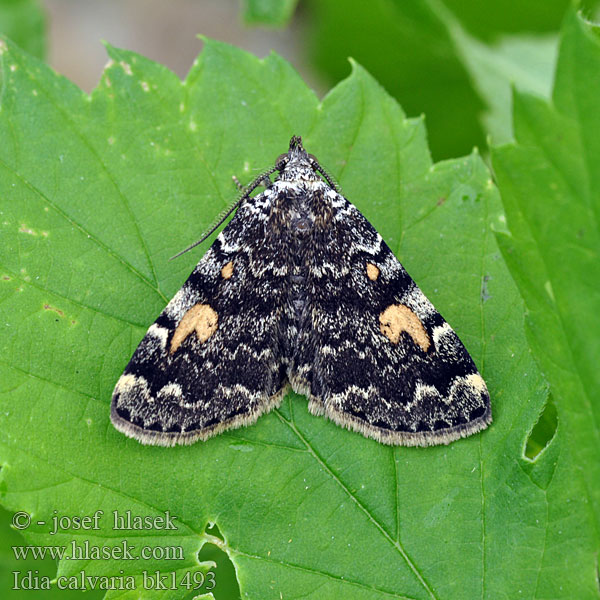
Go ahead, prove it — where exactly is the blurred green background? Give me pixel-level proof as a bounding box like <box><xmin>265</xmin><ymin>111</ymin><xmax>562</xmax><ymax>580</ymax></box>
<box><xmin>4</xmin><ymin>0</ymin><xmax>600</xmax><ymax>161</ymax></box>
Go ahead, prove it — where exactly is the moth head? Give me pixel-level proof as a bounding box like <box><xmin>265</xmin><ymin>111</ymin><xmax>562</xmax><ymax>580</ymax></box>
<box><xmin>289</xmin><ymin>135</ymin><xmax>304</xmax><ymax>152</ymax></box>
<box><xmin>286</xmin><ymin>135</ymin><xmax>310</xmax><ymax>163</ymax></box>
<box><xmin>276</xmin><ymin>136</ymin><xmax>320</xmax><ymax>183</ymax></box>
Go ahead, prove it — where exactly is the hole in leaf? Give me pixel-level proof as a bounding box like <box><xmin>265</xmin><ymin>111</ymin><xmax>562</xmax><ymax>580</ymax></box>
<box><xmin>197</xmin><ymin>522</ymin><xmax>240</xmax><ymax>600</ymax></box>
<box><xmin>524</xmin><ymin>396</ymin><xmax>558</xmax><ymax>461</ymax></box>
<box><xmin>205</xmin><ymin>521</ymin><xmax>223</xmax><ymax>540</ymax></box>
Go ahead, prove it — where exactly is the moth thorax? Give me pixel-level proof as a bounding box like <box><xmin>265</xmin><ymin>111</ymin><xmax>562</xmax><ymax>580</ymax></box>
<box><xmin>290</xmin><ymin>205</ymin><xmax>314</xmax><ymax>237</ymax></box>
<box><xmin>278</xmin><ymin>161</ymin><xmax>320</xmax><ymax>183</ymax></box>
<box><xmin>293</xmin><ymin>216</ymin><xmax>312</xmax><ymax>234</ymax></box>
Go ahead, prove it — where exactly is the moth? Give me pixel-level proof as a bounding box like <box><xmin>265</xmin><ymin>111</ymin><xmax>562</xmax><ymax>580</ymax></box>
<box><xmin>111</xmin><ymin>136</ymin><xmax>491</xmax><ymax>447</ymax></box>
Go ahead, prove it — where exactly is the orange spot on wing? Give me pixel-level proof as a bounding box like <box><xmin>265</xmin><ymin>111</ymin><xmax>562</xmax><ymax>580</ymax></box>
<box><xmin>170</xmin><ymin>304</ymin><xmax>218</xmax><ymax>353</ymax></box>
<box><xmin>379</xmin><ymin>304</ymin><xmax>430</xmax><ymax>351</ymax></box>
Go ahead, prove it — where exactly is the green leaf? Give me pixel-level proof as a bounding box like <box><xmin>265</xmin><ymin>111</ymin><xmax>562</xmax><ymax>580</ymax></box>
<box><xmin>241</xmin><ymin>0</ymin><xmax>299</xmax><ymax>26</ymax></box>
<box><xmin>492</xmin><ymin>10</ymin><xmax>600</xmax><ymax>592</ymax></box>
<box><xmin>0</xmin><ymin>33</ymin><xmax>582</xmax><ymax>599</ymax></box>
<box><xmin>0</xmin><ymin>0</ymin><xmax>45</xmax><ymax>59</ymax></box>
<box><xmin>450</xmin><ymin>28</ymin><xmax>558</xmax><ymax>145</ymax></box>
<box><xmin>440</xmin><ymin>0</ymin><xmax>595</xmax><ymax>39</ymax></box>
<box><xmin>1</xmin><ymin>506</ymin><xmax>106</xmax><ymax>599</ymax></box>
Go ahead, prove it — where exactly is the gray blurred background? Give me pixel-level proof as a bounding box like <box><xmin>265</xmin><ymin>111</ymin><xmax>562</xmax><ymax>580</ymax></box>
<box><xmin>44</xmin><ymin>0</ymin><xmax>324</xmax><ymax>94</ymax></box>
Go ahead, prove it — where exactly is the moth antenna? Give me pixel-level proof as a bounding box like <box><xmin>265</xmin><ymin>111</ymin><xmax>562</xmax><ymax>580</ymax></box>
<box><xmin>170</xmin><ymin>164</ymin><xmax>282</xmax><ymax>260</ymax></box>
<box><xmin>307</xmin><ymin>153</ymin><xmax>339</xmax><ymax>191</ymax></box>
<box><xmin>232</xmin><ymin>175</ymin><xmax>244</xmax><ymax>191</ymax></box>
<box><xmin>169</xmin><ymin>197</ymin><xmax>244</xmax><ymax>260</ymax></box>
<box><xmin>315</xmin><ymin>163</ymin><xmax>339</xmax><ymax>191</ymax></box>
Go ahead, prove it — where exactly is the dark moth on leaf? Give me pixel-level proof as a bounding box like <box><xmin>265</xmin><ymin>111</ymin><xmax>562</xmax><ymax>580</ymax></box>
<box><xmin>111</xmin><ymin>137</ymin><xmax>491</xmax><ymax>446</ymax></box>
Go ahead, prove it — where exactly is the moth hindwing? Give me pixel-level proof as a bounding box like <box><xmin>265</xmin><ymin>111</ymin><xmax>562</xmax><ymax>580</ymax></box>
<box><xmin>111</xmin><ymin>136</ymin><xmax>491</xmax><ymax>447</ymax></box>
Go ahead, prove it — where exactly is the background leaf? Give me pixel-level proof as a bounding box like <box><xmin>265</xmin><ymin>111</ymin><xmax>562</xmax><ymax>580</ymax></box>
<box><xmin>492</xmin><ymin>10</ymin><xmax>600</xmax><ymax>592</ymax></box>
<box><xmin>448</xmin><ymin>27</ymin><xmax>558</xmax><ymax>145</ymax></box>
<box><xmin>440</xmin><ymin>0</ymin><xmax>590</xmax><ymax>37</ymax></box>
<box><xmin>0</xmin><ymin>26</ymin><xmax>593</xmax><ymax>600</ymax></box>
<box><xmin>241</xmin><ymin>0</ymin><xmax>299</xmax><ymax>26</ymax></box>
